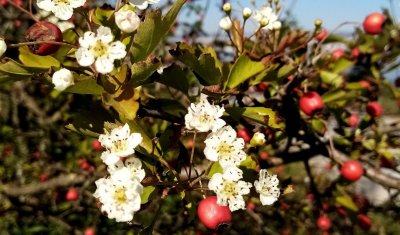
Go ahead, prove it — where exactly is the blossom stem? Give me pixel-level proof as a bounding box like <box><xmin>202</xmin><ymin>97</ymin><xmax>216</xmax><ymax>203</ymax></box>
<box><xmin>188</xmin><ymin>131</ymin><xmax>197</xmax><ymax>181</ymax></box>
<box><xmin>9</xmin><ymin>41</ymin><xmax>79</xmax><ymax>49</ymax></box>
<box><xmin>6</xmin><ymin>0</ymin><xmax>39</xmax><ymax>22</ymax></box>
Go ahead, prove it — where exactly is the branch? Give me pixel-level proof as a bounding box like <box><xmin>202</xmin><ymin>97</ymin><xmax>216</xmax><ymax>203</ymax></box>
<box><xmin>1</xmin><ymin>174</ymin><xmax>86</xmax><ymax>197</ymax></box>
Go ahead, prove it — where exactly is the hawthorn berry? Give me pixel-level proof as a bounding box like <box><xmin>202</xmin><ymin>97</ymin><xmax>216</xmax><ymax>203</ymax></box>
<box><xmin>25</xmin><ymin>21</ymin><xmax>63</xmax><ymax>56</ymax></box>
<box><xmin>363</xmin><ymin>12</ymin><xmax>385</xmax><ymax>35</ymax></box>
<box><xmin>197</xmin><ymin>196</ymin><xmax>232</xmax><ymax>230</ymax></box>
<box><xmin>348</xmin><ymin>114</ymin><xmax>359</xmax><ymax>127</ymax></box>
<box><xmin>237</xmin><ymin>128</ymin><xmax>251</xmax><ymax>143</ymax></box>
<box><xmin>358</xmin><ymin>214</ymin><xmax>372</xmax><ymax>231</ymax></box>
<box><xmin>299</xmin><ymin>91</ymin><xmax>324</xmax><ymax>116</ymax></box>
<box><xmin>84</xmin><ymin>227</ymin><xmax>95</xmax><ymax>235</ymax></box>
<box><xmin>91</xmin><ymin>139</ymin><xmax>103</xmax><ymax>151</ymax></box>
<box><xmin>366</xmin><ymin>101</ymin><xmax>383</xmax><ymax>117</ymax></box>
<box><xmin>317</xmin><ymin>215</ymin><xmax>331</xmax><ymax>231</ymax></box>
<box><xmin>65</xmin><ymin>188</ymin><xmax>79</xmax><ymax>201</ymax></box>
<box><xmin>340</xmin><ymin>160</ymin><xmax>363</xmax><ymax>181</ymax></box>
<box><xmin>331</xmin><ymin>48</ymin><xmax>345</xmax><ymax>61</ymax></box>
<box><xmin>315</xmin><ymin>28</ymin><xmax>327</xmax><ymax>41</ymax></box>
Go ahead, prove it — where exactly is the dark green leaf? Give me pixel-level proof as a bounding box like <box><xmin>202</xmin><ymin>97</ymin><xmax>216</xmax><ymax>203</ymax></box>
<box><xmin>225</xmin><ymin>54</ymin><xmax>265</xmax><ymax>89</ymax></box>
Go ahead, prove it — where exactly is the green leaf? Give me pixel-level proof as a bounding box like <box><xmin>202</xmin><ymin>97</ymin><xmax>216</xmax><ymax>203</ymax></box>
<box><xmin>311</xmin><ymin>118</ymin><xmax>326</xmax><ymax>135</ymax></box>
<box><xmin>320</xmin><ymin>70</ymin><xmax>343</xmax><ymax>88</ymax></box>
<box><xmin>225</xmin><ymin>54</ymin><xmax>265</xmax><ymax>89</ymax></box>
<box><xmin>332</xmin><ymin>58</ymin><xmax>353</xmax><ymax>74</ymax></box>
<box><xmin>157</xmin><ymin>64</ymin><xmax>190</xmax><ymax>94</ymax></box>
<box><xmin>226</xmin><ymin>107</ymin><xmax>285</xmax><ymax>129</ymax></box>
<box><xmin>131</xmin><ymin>0</ymin><xmax>186</xmax><ymax>62</ymax></box>
<box><xmin>91</xmin><ymin>7</ymin><xmax>114</xmax><ymax>26</ymax></box>
<box><xmin>129</xmin><ymin>57</ymin><xmax>161</xmax><ymax>87</ymax></box>
<box><xmin>102</xmin><ymin>86</ymin><xmax>140</xmax><ymax>121</ymax></box>
<box><xmin>65</xmin><ymin>76</ymin><xmax>103</xmax><ymax>95</ymax></box>
<box><xmin>18</xmin><ymin>46</ymin><xmax>60</xmax><ymax>69</ymax></box>
<box><xmin>170</xmin><ymin>43</ymin><xmax>221</xmax><ymax>85</ymax></box>
<box><xmin>240</xmin><ymin>156</ymin><xmax>257</xmax><ymax>170</ymax></box>
<box><xmin>362</xmin><ymin>139</ymin><xmax>376</xmax><ymax>151</ymax></box>
<box><xmin>208</xmin><ymin>162</ymin><xmax>223</xmax><ymax>177</ymax></box>
<box><xmin>141</xmin><ymin>186</ymin><xmax>156</xmax><ymax>204</ymax></box>
<box><xmin>335</xmin><ymin>196</ymin><xmax>358</xmax><ymax>212</ymax></box>
<box><xmin>0</xmin><ymin>60</ymin><xmax>33</xmax><ymax>83</ymax></box>
<box><xmin>128</xmin><ymin>120</ymin><xmax>161</xmax><ymax>158</ymax></box>
<box><xmin>321</xmin><ymin>89</ymin><xmax>358</xmax><ymax>104</ymax></box>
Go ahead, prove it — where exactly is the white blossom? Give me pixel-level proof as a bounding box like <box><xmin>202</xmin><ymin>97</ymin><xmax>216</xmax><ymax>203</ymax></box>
<box><xmin>253</xmin><ymin>6</ymin><xmax>281</xmax><ymax>31</ymax></box>
<box><xmin>36</xmin><ymin>0</ymin><xmax>86</xmax><ymax>20</ymax></box>
<box><xmin>208</xmin><ymin>167</ymin><xmax>252</xmax><ymax>211</ymax></box>
<box><xmin>0</xmin><ymin>38</ymin><xmax>6</xmax><ymax>57</ymax></box>
<box><xmin>98</xmin><ymin>123</ymin><xmax>143</xmax><ymax>165</ymax></box>
<box><xmin>243</xmin><ymin>8</ymin><xmax>252</xmax><ymax>19</ymax></box>
<box><xmin>250</xmin><ymin>132</ymin><xmax>266</xmax><ymax>147</ymax></box>
<box><xmin>52</xmin><ymin>68</ymin><xmax>74</xmax><ymax>91</ymax></box>
<box><xmin>254</xmin><ymin>169</ymin><xmax>280</xmax><ymax>205</ymax></box>
<box><xmin>184</xmin><ymin>94</ymin><xmax>225</xmax><ymax>132</ymax></box>
<box><xmin>93</xmin><ymin>176</ymin><xmax>143</xmax><ymax>222</ymax></box>
<box><xmin>75</xmin><ymin>26</ymin><xmax>127</xmax><ymax>74</ymax></box>
<box><xmin>219</xmin><ymin>16</ymin><xmax>232</xmax><ymax>31</ymax></box>
<box><xmin>108</xmin><ymin>158</ymin><xmax>146</xmax><ymax>182</ymax></box>
<box><xmin>129</xmin><ymin>0</ymin><xmax>160</xmax><ymax>10</ymax></box>
<box><xmin>115</xmin><ymin>8</ymin><xmax>141</xmax><ymax>33</ymax></box>
<box><xmin>204</xmin><ymin>126</ymin><xmax>246</xmax><ymax>168</ymax></box>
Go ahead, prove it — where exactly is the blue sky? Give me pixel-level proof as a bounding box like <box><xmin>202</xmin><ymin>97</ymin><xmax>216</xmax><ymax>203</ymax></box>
<box><xmin>182</xmin><ymin>0</ymin><xmax>399</xmax><ymax>35</ymax></box>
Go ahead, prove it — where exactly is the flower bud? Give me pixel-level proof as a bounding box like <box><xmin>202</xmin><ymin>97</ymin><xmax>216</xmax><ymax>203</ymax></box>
<box><xmin>243</xmin><ymin>8</ymin><xmax>252</xmax><ymax>19</ymax></box>
<box><xmin>223</xmin><ymin>2</ymin><xmax>231</xmax><ymax>14</ymax></box>
<box><xmin>0</xmin><ymin>38</ymin><xmax>6</xmax><ymax>57</ymax></box>
<box><xmin>250</xmin><ymin>132</ymin><xmax>266</xmax><ymax>147</ymax></box>
<box><xmin>260</xmin><ymin>18</ymin><xmax>269</xmax><ymax>27</ymax></box>
<box><xmin>314</xmin><ymin>19</ymin><xmax>322</xmax><ymax>28</ymax></box>
<box><xmin>219</xmin><ymin>16</ymin><xmax>232</xmax><ymax>31</ymax></box>
<box><xmin>115</xmin><ymin>8</ymin><xmax>141</xmax><ymax>33</ymax></box>
<box><xmin>52</xmin><ymin>68</ymin><xmax>75</xmax><ymax>91</ymax></box>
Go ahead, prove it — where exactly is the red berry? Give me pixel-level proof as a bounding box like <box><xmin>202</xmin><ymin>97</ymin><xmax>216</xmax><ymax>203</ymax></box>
<box><xmin>363</xmin><ymin>12</ymin><xmax>385</xmax><ymax>35</ymax></box>
<box><xmin>197</xmin><ymin>196</ymin><xmax>232</xmax><ymax>230</ymax></box>
<box><xmin>317</xmin><ymin>215</ymin><xmax>331</xmax><ymax>231</ymax></box>
<box><xmin>257</xmin><ymin>82</ymin><xmax>269</xmax><ymax>91</ymax></box>
<box><xmin>237</xmin><ymin>128</ymin><xmax>251</xmax><ymax>143</ymax></box>
<box><xmin>25</xmin><ymin>21</ymin><xmax>63</xmax><ymax>56</ymax></box>
<box><xmin>340</xmin><ymin>160</ymin><xmax>363</xmax><ymax>181</ymax></box>
<box><xmin>299</xmin><ymin>91</ymin><xmax>324</xmax><ymax>116</ymax></box>
<box><xmin>322</xmin><ymin>203</ymin><xmax>330</xmax><ymax>212</ymax></box>
<box><xmin>287</xmin><ymin>75</ymin><xmax>294</xmax><ymax>81</ymax></box>
<box><xmin>65</xmin><ymin>188</ymin><xmax>79</xmax><ymax>201</ymax></box>
<box><xmin>366</xmin><ymin>101</ymin><xmax>383</xmax><ymax>117</ymax></box>
<box><xmin>39</xmin><ymin>173</ymin><xmax>49</xmax><ymax>182</ymax></box>
<box><xmin>359</xmin><ymin>80</ymin><xmax>371</xmax><ymax>88</ymax></box>
<box><xmin>315</xmin><ymin>28</ymin><xmax>327</xmax><ymax>41</ymax></box>
<box><xmin>358</xmin><ymin>214</ymin><xmax>372</xmax><ymax>231</ymax></box>
<box><xmin>306</xmin><ymin>193</ymin><xmax>315</xmax><ymax>201</ymax></box>
<box><xmin>331</xmin><ymin>48</ymin><xmax>345</xmax><ymax>61</ymax></box>
<box><xmin>348</xmin><ymin>114</ymin><xmax>359</xmax><ymax>127</ymax></box>
<box><xmin>91</xmin><ymin>139</ymin><xmax>103</xmax><ymax>151</ymax></box>
<box><xmin>259</xmin><ymin>152</ymin><xmax>269</xmax><ymax>160</ymax></box>
<box><xmin>336</xmin><ymin>206</ymin><xmax>347</xmax><ymax>217</ymax></box>
<box><xmin>246</xmin><ymin>202</ymin><xmax>255</xmax><ymax>210</ymax></box>
<box><xmin>351</xmin><ymin>48</ymin><xmax>361</xmax><ymax>59</ymax></box>
<box><xmin>84</xmin><ymin>228</ymin><xmax>95</xmax><ymax>235</ymax></box>
<box><xmin>0</xmin><ymin>0</ymin><xmax>7</xmax><ymax>6</ymax></box>
<box><xmin>186</xmin><ymin>139</ymin><xmax>194</xmax><ymax>149</ymax></box>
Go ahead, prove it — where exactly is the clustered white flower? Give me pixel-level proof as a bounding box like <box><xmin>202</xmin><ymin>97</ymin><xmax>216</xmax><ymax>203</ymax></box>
<box><xmin>36</xmin><ymin>0</ymin><xmax>86</xmax><ymax>21</ymax></box>
<box><xmin>184</xmin><ymin>94</ymin><xmax>280</xmax><ymax>211</ymax></box>
<box><xmin>0</xmin><ymin>38</ymin><xmax>6</xmax><ymax>57</ymax></box>
<box><xmin>129</xmin><ymin>0</ymin><xmax>160</xmax><ymax>10</ymax></box>
<box><xmin>253</xmin><ymin>6</ymin><xmax>282</xmax><ymax>31</ymax></box>
<box><xmin>52</xmin><ymin>68</ymin><xmax>75</xmax><ymax>91</ymax></box>
<box><xmin>93</xmin><ymin>123</ymin><xmax>145</xmax><ymax>222</ymax></box>
<box><xmin>75</xmin><ymin>26</ymin><xmax>127</xmax><ymax>74</ymax></box>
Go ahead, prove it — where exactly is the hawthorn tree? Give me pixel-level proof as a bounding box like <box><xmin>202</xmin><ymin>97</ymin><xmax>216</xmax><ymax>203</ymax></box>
<box><xmin>0</xmin><ymin>0</ymin><xmax>399</xmax><ymax>234</ymax></box>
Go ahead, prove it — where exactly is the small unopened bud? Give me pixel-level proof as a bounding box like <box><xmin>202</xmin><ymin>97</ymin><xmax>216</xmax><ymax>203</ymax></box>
<box><xmin>260</xmin><ymin>18</ymin><xmax>269</xmax><ymax>27</ymax></box>
<box><xmin>276</xmin><ymin>5</ymin><xmax>281</xmax><ymax>12</ymax></box>
<box><xmin>250</xmin><ymin>132</ymin><xmax>266</xmax><ymax>147</ymax></box>
<box><xmin>0</xmin><ymin>38</ymin><xmax>6</xmax><ymax>57</ymax></box>
<box><xmin>314</xmin><ymin>19</ymin><xmax>322</xmax><ymax>28</ymax></box>
<box><xmin>243</xmin><ymin>8</ymin><xmax>252</xmax><ymax>19</ymax></box>
<box><xmin>115</xmin><ymin>7</ymin><xmax>141</xmax><ymax>33</ymax></box>
<box><xmin>219</xmin><ymin>16</ymin><xmax>232</xmax><ymax>31</ymax></box>
<box><xmin>223</xmin><ymin>3</ymin><xmax>231</xmax><ymax>14</ymax></box>
<box><xmin>274</xmin><ymin>0</ymin><xmax>279</xmax><ymax>4</ymax></box>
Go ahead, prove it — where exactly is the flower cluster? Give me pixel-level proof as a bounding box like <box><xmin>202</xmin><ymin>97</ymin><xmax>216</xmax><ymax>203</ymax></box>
<box><xmin>93</xmin><ymin>123</ymin><xmax>145</xmax><ymax>222</ymax></box>
<box><xmin>185</xmin><ymin>94</ymin><xmax>280</xmax><ymax>211</ymax></box>
<box><xmin>37</xmin><ymin>0</ymin><xmax>86</xmax><ymax>20</ymax></box>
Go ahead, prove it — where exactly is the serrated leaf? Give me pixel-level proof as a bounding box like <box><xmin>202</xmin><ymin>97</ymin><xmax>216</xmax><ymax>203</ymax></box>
<box><xmin>19</xmin><ymin>46</ymin><xmax>60</xmax><ymax>69</ymax></box>
<box><xmin>335</xmin><ymin>196</ymin><xmax>358</xmax><ymax>212</ymax></box>
<box><xmin>129</xmin><ymin>57</ymin><xmax>161</xmax><ymax>87</ymax></box>
<box><xmin>208</xmin><ymin>162</ymin><xmax>223</xmax><ymax>177</ymax></box>
<box><xmin>226</xmin><ymin>107</ymin><xmax>285</xmax><ymax>129</ymax></box>
<box><xmin>225</xmin><ymin>54</ymin><xmax>265</xmax><ymax>89</ymax></box>
<box><xmin>131</xmin><ymin>0</ymin><xmax>186</xmax><ymax>62</ymax></box>
<box><xmin>170</xmin><ymin>43</ymin><xmax>221</xmax><ymax>85</ymax></box>
<box><xmin>141</xmin><ymin>186</ymin><xmax>156</xmax><ymax>204</ymax></box>
<box><xmin>65</xmin><ymin>77</ymin><xmax>103</xmax><ymax>95</ymax></box>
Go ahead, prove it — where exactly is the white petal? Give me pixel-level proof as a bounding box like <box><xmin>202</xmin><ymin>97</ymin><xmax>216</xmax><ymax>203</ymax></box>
<box><xmin>208</xmin><ymin>173</ymin><xmax>223</xmax><ymax>191</ymax></box>
<box><xmin>101</xmin><ymin>151</ymin><xmax>120</xmax><ymax>165</ymax></box>
<box><xmin>75</xmin><ymin>48</ymin><xmax>95</xmax><ymax>66</ymax></box>
<box><xmin>97</xmin><ymin>26</ymin><xmax>114</xmax><ymax>43</ymax></box>
<box><xmin>130</xmin><ymin>0</ymin><xmax>149</xmax><ymax>9</ymax></box>
<box><xmin>70</xmin><ymin>0</ymin><xmax>86</xmax><ymax>8</ymax></box>
<box><xmin>95</xmin><ymin>56</ymin><xmax>115</xmax><ymax>74</ymax></box>
<box><xmin>79</xmin><ymin>32</ymin><xmax>96</xmax><ymax>48</ymax></box>
<box><xmin>260</xmin><ymin>194</ymin><xmax>278</xmax><ymax>205</ymax></box>
<box><xmin>37</xmin><ymin>0</ymin><xmax>54</xmax><ymax>12</ymax></box>
<box><xmin>222</xmin><ymin>167</ymin><xmax>243</xmax><ymax>181</ymax></box>
<box><xmin>108</xmin><ymin>41</ymin><xmax>127</xmax><ymax>60</ymax></box>
<box><xmin>53</xmin><ymin>5</ymin><xmax>74</xmax><ymax>20</ymax></box>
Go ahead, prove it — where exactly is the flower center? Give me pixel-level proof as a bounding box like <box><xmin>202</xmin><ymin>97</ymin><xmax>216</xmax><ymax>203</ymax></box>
<box><xmin>217</xmin><ymin>142</ymin><xmax>234</xmax><ymax>157</ymax></box>
<box><xmin>198</xmin><ymin>113</ymin><xmax>212</xmax><ymax>124</ymax></box>
<box><xmin>222</xmin><ymin>181</ymin><xmax>237</xmax><ymax>198</ymax></box>
<box><xmin>54</xmin><ymin>0</ymin><xmax>71</xmax><ymax>5</ymax></box>
<box><xmin>114</xmin><ymin>187</ymin><xmax>127</xmax><ymax>204</ymax></box>
<box><xmin>111</xmin><ymin>139</ymin><xmax>128</xmax><ymax>153</ymax></box>
<box><xmin>92</xmin><ymin>40</ymin><xmax>109</xmax><ymax>57</ymax></box>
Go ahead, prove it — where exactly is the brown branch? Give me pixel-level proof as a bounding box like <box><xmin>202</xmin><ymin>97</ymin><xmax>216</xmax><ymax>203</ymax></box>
<box><xmin>1</xmin><ymin>174</ymin><xmax>86</xmax><ymax>197</ymax></box>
